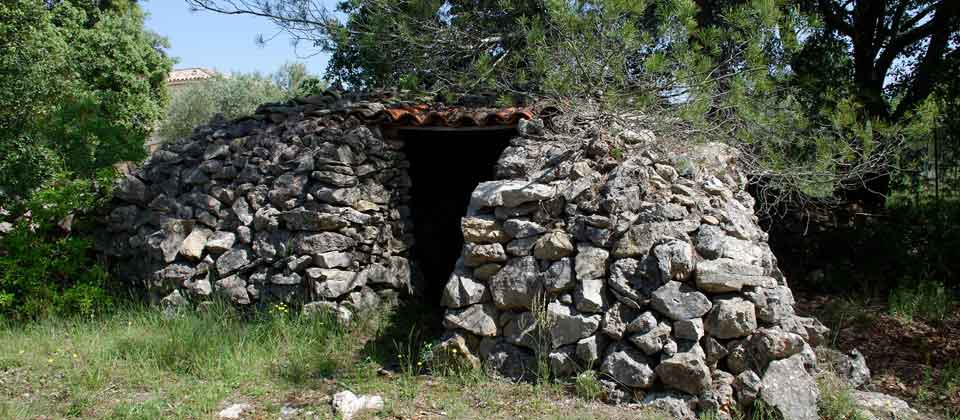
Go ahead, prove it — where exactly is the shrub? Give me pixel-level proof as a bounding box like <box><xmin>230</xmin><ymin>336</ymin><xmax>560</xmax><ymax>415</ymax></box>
<box><xmin>0</xmin><ymin>171</ymin><xmax>118</xmax><ymax>320</ymax></box>
<box><xmin>817</xmin><ymin>373</ymin><xmax>868</xmax><ymax>420</ymax></box>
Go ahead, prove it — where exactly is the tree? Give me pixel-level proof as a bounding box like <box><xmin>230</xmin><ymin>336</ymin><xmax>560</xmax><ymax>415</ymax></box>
<box><xmin>0</xmin><ymin>0</ymin><xmax>173</xmax><ymax>201</ymax></box>
<box><xmin>157</xmin><ymin>62</ymin><xmax>325</xmax><ymax>143</ymax></box>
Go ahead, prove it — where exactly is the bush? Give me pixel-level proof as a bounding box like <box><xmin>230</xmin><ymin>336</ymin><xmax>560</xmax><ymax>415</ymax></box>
<box><xmin>0</xmin><ymin>171</ymin><xmax>118</xmax><ymax>320</ymax></box>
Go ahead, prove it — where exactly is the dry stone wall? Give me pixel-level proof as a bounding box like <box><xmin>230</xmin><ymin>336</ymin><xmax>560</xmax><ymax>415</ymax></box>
<box><xmin>99</xmin><ymin>107</ymin><xmax>415</xmax><ymax>322</ymax></box>
<box><xmin>437</xmin><ymin>120</ymin><xmax>830</xmax><ymax>419</ymax></box>
<box><xmin>99</xmin><ymin>93</ymin><xmax>833</xmax><ymax>419</ymax></box>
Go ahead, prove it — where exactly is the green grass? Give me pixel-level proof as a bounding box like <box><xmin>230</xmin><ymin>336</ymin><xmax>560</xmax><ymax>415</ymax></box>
<box><xmin>888</xmin><ymin>280</ymin><xmax>955</xmax><ymax>322</ymax></box>
<box><xmin>0</xmin><ymin>302</ymin><xmax>667</xmax><ymax>419</ymax></box>
<box><xmin>817</xmin><ymin>373</ymin><xmax>868</xmax><ymax>420</ymax></box>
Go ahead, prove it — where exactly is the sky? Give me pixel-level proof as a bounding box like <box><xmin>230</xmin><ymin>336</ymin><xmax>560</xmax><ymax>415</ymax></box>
<box><xmin>142</xmin><ymin>1</ymin><xmax>333</xmax><ymax>76</ymax></box>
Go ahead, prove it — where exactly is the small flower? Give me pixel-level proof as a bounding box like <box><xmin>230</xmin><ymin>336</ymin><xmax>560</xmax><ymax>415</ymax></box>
<box><xmin>47</xmin><ymin>358</ymin><xmax>54</xmax><ymax>363</ymax></box>
<box><xmin>18</xmin><ymin>350</ymin><xmax>24</xmax><ymax>355</ymax></box>
<box><xmin>72</xmin><ymin>353</ymin><xmax>78</xmax><ymax>359</ymax></box>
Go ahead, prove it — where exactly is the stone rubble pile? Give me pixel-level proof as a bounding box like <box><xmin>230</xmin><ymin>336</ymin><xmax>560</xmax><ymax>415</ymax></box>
<box><xmin>436</xmin><ymin>120</ymin><xmax>832</xmax><ymax>419</ymax></box>
<box><xmin>98</xmin><ymin>104</ymin><xmax>416</xmax><ymax>322</ymax></box>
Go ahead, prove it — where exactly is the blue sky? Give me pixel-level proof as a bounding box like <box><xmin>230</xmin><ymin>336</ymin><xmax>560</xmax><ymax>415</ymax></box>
<box><xmin>142</xmin><ymin>1</ymin><xmax>333</xmax><ymax>76</ymax></box>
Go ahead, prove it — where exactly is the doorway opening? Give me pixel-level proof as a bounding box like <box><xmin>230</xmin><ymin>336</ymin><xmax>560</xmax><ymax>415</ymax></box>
<box><xmin>399</xmin><ymin>127</ymin><xmax>515</xmax><ymax>312</ymax></box>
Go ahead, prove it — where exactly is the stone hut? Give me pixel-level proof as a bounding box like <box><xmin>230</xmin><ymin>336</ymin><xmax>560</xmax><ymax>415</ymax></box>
<box><xmin>100</xmin><ymin>91</ymin><xmax>830</xmax><ymax>419</ymax></box>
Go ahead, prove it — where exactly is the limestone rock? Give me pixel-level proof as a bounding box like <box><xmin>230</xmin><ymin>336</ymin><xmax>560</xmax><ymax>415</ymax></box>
<box><xmin>463</xmin><ymin>243</ymin><xmax>508</xmax><ymax>267</ymax></box>
<box><xmin>656</xmin><ymin>352</ymin><xmax>712</xmax><ymax>395</ymax></box>
<box><xmin>443</xmin><ymin>304</ymin><xmax>499</xmax><ymax>336</ymax></box>
<box><xmin>705</xmin><ymin>297</ymin><xmax>757</xmax><ymax>339</ymax></box>
<box><xmin>331</xmin><ymin>391</ymin><xmax>383</xmax><ymax>420</ymax></box>
<box><xmin>490</xmin><ymin>257</ymin><xmax>542</xmax><ymax>310</ymax></box>
<box><xmin>696</xmin><ymin>258</ymin><xmax>774</xmax><ymax>293</ymax></box>
<box><xmin>600</xmin><ymin>342</ymin><xmax>655</xmax><ymax>389</ymax></box>
<box><xmin>461</xmin><ymin>216</ymin><xmax>509</xmax><ymax>244</ymax></box>
<box><xmin>574</xmin><ymin>245</ymin><xmax>609</xmax><ymax>280</ymax></box>
<box><xmin>760</xmin><ymin>354</ymin><xmax>819</xmax><ymax>420</ymax></box>
<box><xmin>179</xmin><ymin>228</ymin><xmax>212</xmax><ymax>261</ymax></box>
<box><xmin>205</xmin><ymin>231</ymin><xmax>236</xmax><ymax>254</ymax></box>
<box><xmin>651</xmin><ymin>281</ymin><xmax>712</xmax><ymax>321</ymax></box>
<box><xmin>533</xmin><ymin>231</ymin><xmax>574</xmax><ymax>261</ymax></box>
<box><xmin>441</xmin><ymin>273</ymin><xmax>488</xmax><ymax>308</ymax></box>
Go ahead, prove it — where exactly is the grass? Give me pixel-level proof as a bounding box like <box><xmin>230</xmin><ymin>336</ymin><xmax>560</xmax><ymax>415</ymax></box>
<box><xmin>817</xmin><ymin>373</ymin><xmax>868</xmax><ymax>420</ymax></box>
<box><xmin>0</xmin><ymin>301</ymin><xmax>667</xmax><ymax>419</ymax></box>
<box><xmin>888</xmin><ymin>280</ymin><xmax>955</xmax><ymax>322</ymax></box>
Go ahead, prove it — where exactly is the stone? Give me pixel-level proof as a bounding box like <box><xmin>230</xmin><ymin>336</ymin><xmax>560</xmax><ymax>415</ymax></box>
<box><xmin>542</xmin><ymin>257</ymin><xmax>574</xmax><ymax>292</ymax></box>
<box><xmin>503</xmin><ymin>219</ymin><xmax>547</xmax><ymax>238</ymax></box>
<box><xmin>470</xmin><ymin>180</ymin><xmax>554</xmax><ymax>210</ymax></box>
<box><xmin>744</xmin><ymin>285</ymin><xmax>796</xmax><ymax>324</ymax></box>
<box><xmin>548</xmin><ymin>345</ymin><xmax>579</xmax><ymax>377</ymax></box>
<box><xmin>490</xmin><ymin>256</ymin><xmax>542</xmax><ymax>310</ymax></box>
<box><xmin>748</xmin><ymin>328</ymin><xmax>805</xmax><ymax>367</ymax></box>
<box><xmin>674</xmin><ymin>318</ymin><xmax>704</xmax><ymax>341</ymax></box>
<box><xmin>625</xmin><ymin>311</ymin><xmax>658</xmax><ymax>334</ymax></box>
<box><xmin>851</xmin><ymin>391</ymin><xmax>919</xmax><ymax>420</ymax></box>
<box><xmin>547</xmin><ymin>302</ymin><xmax>601</xmax><ymax>348</ymax></box>
<box><xmin>650</xmin><ymin>281</ymin><xmax>712</xmax><ymax>321</ymax></box>
<box><xmin>293</xmin><ymin>232</ymin><xmax>356</xmax><ymax>254</ymax></box>
<box><xmin>179</xmin><ymin>228</ymin><xmax>212</xmax><ymax>261</ymax></box>
<box><xmin>734</xmin><ymin>370</ymin><xmax>762</xmax><ymax>406</ymax></box>
<box><xmin>303</xmin><ymin>301</ymin><xmax>353</xmax><ymax>325</ymax></box>
<box><xmin>203</xmin><ymin>144</ymin><xmax>229</xmax><ymax>160</ymax></box>
<box><xmin>574</xmin><ymin>245</ymin><xmax>609</xmax><ymax>280</ymax></box>
<box><xmin>656</xmin><ymin>352</ymin><xmax>712</xmax><ymax>395</ymax></box>
<box><xmin>115</xmin><ymin>174</ymin><xmax>148</xmax><ymax>204</ymax></box>
<box><xmin>575</xmin><ymin>278</ymin><xmax>604</xmax><ymax>313</ymax></box>
<box><xmin>705</xmin><ymin>297</ymin><xmax>757</xmax><ymax>339</ymax></box>
<box><xmin>473</xmin><ymin>263</ymin><xmax>501</xmax><ymax>281</ymax></box>
<box><xmin>816</xmin><ymin>347</ymin><xmax>871</xmax><ymax>389</ymax></box>
<box><xmin>461</xmin><ymin>216</ymin><xmax>509</xmax><ymax>243</ymax></box>
<box><xmin>533</xmin><ymin>231</ymin><xmax>574</xmax><ymax>261</ymax></box>
<box><xmin>216</xmin><ymin>249</ymin><xmax>250</xmax><ymax>275</ymax></box>
<box><xmin>232</xmin><ymin>198</ymin><xmax>253</xmax><ymax>226</ymax></box>
<box><xmin>441</xmin><ymin>274</ymin><xmax>488</xmax><ymax>308</ymax></box>
<box><xmin>160</xmin><ymin>219</ymin><xmax>193</xmax><ymax>263</ymax></box>
<box><xmin>576</xmin><ymin>335</ymin><xmax>601</xmax><ymax>364</ymax></box>
<box><xmin>270</xmin><ymin>272</ymin><xmax>302</xmax><ymax>285</ymax></box>
<box><xmin>218</xmin><ymin>403</ymin><xmax>253</xmax><ymax>419</ymax></box>
<box><xmin>652</xmin><ymin>239</ymin><xmax>695</xmax><ymax>281</ymax></box>
<box><xmin>505</xmin><ymin>236</ymin><xmax>538</xmax><ymax>256</ymax></box>
<box><xmin>331</xmin><ymin>390</ymin><xmax>384</xmax><ymax>420</ymax></box>
<box><xmin>629</xmin><ymin>321</ymin><xmax>672</xmax><ymax>355</ymax></box>
<box><xmin>443</xmin><ymin>304</ymin><xmax>499</xmax><ymax>336</ymax></box>
<box><xmin>641</xmin><ymin>392</ymin><xmax>695</xmax><ymax>420</ymax></box>
<box><xmin>696</xmin><ymin>225</ymin><xmax>726</xmax><ymax>259</ymax></box>
<box><xmin>205</xmin><ymin>231</ymin><xmax>236</xmax><ymax>254</ymax></box>
<box><xmin>310</xmin><ymin>269</ymin><xmax>364</xmax><ymax>299</ymax></box>
<box><xmin>435</xmin><ymin>332</ymin><xmax>482</xmax><ymax>371</ymax></box>
<box><xmin>601</xmin><ymin>302</ymin><xmax>633</xmax><ymax>340</ymax></box>
<box><xmin>612</xmin><ymin>222</ymin><xmax>692</xmax><ymax>258</ymax></box>
<box><xmin>253</xmin><ymin>207</ymin><xmax>281</xmax><ymax>231</ymax></box>
<box><xmin>463</xmin><ymin>243</ymin><xmax>508</xmax><ymax>267</ymax></box>
<box><xmin>760</xmin><ymin>354</ymin><xmax>819</xmax><ymax>420</ymax></box>
<box><xmin>600</xmin><ymin>342</ymin><xmax>655</xmax><ymax>389</ymax></box>
<box><xmin>268</xmin><ymin>173</ymin><xmax>308</xmax><ymax>206</ymax></box>
<box><xmin>696</xmin><ymin>258</ymin><xmax>774</xmax><ymax>293</ymax></box>
<box><xmin>281</xmin><ymin>209</ymin><xmax>348</xmax><ymax>231</ymax></box>
<box><xmin>482</xmin><ymin>340</ymin><xmax>535</xmax><ymax>381</ymax></box>
<box><xmin>314</xmin><ymin>251</ymin><xmax>352</xmax><ymax>268</ymax></box>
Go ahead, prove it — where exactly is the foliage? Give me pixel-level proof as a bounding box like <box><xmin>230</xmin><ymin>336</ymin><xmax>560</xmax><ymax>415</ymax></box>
<box><xmin>0</xmin><ymin>169</ymin><xmax>119</xmax><ymax>320</ymax></box>
<box><xmin>0</xmin><ymin>0</ymin><xmax>172</xmax><ymax>202</ymax></box>
<box><xmin>573</xmin><ymin>370</ymin><xmax>604</xmax><ymax>401</ymax></box>
<box><xmin>888</xmin><ymin>280</ymin><xmax>954</xmax><ymax>322</ymax></box>
<box><xmin>155</xmin><ymin>62</ymin><xmax>326</xmax><ymax>143</ymax></box>
<box><xmin>817</xmin><ymin>373</ymin><xmax>868</xmax><ymax>420</ymax></box>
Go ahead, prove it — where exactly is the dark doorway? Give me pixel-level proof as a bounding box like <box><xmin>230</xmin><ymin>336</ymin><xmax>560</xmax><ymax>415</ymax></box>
<box><xmin>400</xmin><ymin>128</ymin><xmax>514</xmax><ymax>313</ymax></box>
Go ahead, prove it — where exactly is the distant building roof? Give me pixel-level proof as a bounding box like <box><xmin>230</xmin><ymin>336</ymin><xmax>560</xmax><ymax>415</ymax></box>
<box><xmin>167</xmin><ymin>68</ymin><xmax>217</xmax><ymax>86</ymax></box>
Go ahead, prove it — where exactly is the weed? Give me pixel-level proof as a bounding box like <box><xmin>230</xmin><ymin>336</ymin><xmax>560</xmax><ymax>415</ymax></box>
<box><xmin>817</xmin><ymin>372</ymin><xmax>868</xmax><ymax>420</ymax></box>
<box><xmin>610</xmin><ymin>147</ymin><xmax>624</xmax><ymax>160</ymax></box>
<box><xmin>573</xmin><ymin>370</ymin><xmax>604</xmax><ymax>401</ymax></box>
<box><xmin>888</xmin><ymin>280</ymin><xmax>954</xmax><ymax>322</ymax></box>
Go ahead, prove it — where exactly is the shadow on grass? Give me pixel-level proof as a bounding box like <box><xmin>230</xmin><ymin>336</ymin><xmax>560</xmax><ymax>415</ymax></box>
<box><xmin>358</xmin><ymin>299</ymin><xmax>445</xmax><ymax>373</ymax></box>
